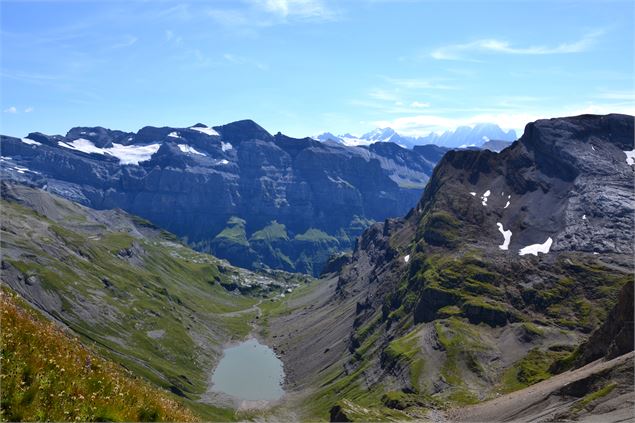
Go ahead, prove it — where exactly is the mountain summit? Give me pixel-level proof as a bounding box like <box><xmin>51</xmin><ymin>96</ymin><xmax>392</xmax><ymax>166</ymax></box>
<box><xmin>314</xmin><ymin>123</ymin><xmax>517</xmax><ymax>149</ymax></box>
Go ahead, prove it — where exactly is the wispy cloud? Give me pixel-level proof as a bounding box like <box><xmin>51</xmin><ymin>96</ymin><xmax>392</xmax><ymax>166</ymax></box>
<box><xmin>410</xmin><ymin>101</ymin><xmax>429</xmax><ymax>108</ymax></box>
<box><xmin>223</xmin><ymin>53</ymin><xmax>268</xmax><ymax>70</ymax></box>
<box><xmin>431</xmin><ymin>30</ymin><xmax>604</xmax><ymax>61</ymax></box>
<box><xmin>594</xmin><ymin>90</ymin><xmax>635</xmax><ymax>101</ymax></box>
<box><xmin>254</xmin><ymin>0</ymin><xmax>336</xmax><ymax>21</ymax></box>
<box><xmin>111</xmin><ymin>35</ymin><xmax>138</xmax><ymax>49</ymax></box>
<box><xmin>24</xmin><ymin>106</ymin><xmax>34</xmax><ymax>113</ymax></box>
<box><xmin>383</xmin><ymin>77</ymin><xmax>457</xmax><ymax>90</ymax></box>
<box><xmin>3</xmin><ymin>106</ymin><xmax>17</xmax><ymax>114</ymax></box>
<box><xmin>207</xmin><ymin>0</ymin><xmax>337</xmax><ymax>33</ymax></box>
<box><xmin>207</xmin><ymin>9</ymin><xmax>253</xmax><ymax>27</ymax></box>
<box><xmin>165</xmin><ymin>29</ymin><xmax>183</xmax><ymax>45</ymax></box>
<box><xmin>354</xmin><ymin>76</ymin><xmax>454</xmax><ymax>115</ymax></box>
<box><xmin>373</xmin><ymin>101</ymin><xmax>635</xmax><ymax>137</ymax></box>
<box><xmin>368</xmin><ymin>88</ymin><xmax>400</xmax><ymax>102</ymax></box>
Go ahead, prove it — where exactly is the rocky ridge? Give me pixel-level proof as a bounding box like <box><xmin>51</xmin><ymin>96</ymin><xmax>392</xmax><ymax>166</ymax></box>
<box><xmin>267</xmin><ymin>114</ymin><xmax>634</xmax><ymax>420</ymax></box>
<box><xmin>0</xmin><ymin>120</ymin><xmax>448</xmax><ymax>275</ymax></box>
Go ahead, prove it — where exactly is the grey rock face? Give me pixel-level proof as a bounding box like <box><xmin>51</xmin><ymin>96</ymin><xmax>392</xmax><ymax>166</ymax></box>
<box><xmin>415</xmin><ymin>113</ymin><xmax>635</xmax><ymax>256</ymax></box>
<box><xmin>0</xmin><ymin>119</ymin><xmax>445</xmax><ymax>275</ymax></box>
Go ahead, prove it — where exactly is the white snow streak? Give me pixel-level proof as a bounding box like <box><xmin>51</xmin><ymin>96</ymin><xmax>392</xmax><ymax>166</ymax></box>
<box><xmin>20</xmin><ymin>138</ymin><xmax>42</xmax><ymax>146</ymax></box>
<box><xmin>177</xmin><ymin>144</ymin><xmax>206</xmax><ymax>156</ymax></box>
<box><xmin>519</xmin><ymin>237</ymin><xmax>553</xmax><ymax>256</ymax></box>
<box><xmin>496</xmin><ymin>223</ymin><xmax>512</xmax><ymax>250</ymax></box>
<box><xmin>190</xmin><ymin>126</ymin><xmax>219</xmax><ymax>137</ymax></box>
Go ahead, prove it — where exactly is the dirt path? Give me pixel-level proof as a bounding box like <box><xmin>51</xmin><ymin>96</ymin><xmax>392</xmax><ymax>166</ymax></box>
<box><xmin>448</xmin><ymin>352</ymin><xmax>634</xmax><ymax>422</ymax></box>
<box><xmin>218</xmin><ymin>299</ymin><xmax>263</xmax><ymax>318</ymax></box>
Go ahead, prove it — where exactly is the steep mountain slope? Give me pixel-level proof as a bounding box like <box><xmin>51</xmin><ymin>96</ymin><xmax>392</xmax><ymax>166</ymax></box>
<box><xmin>0</xmin><ymin>120</ymin><xmax>444</xmax><ymax>275</ymax></box>
<box><xmin>267</xmin><ymin>114</ymin><xmax>634</xmax><ymax>420</ymax></box>
<box><xmin>452</xmin><ymin>280</ymin><xmax>634</xmax><ymax>422</ymax></box>
<box><xmin>0</xmin><ymin>182</ymin><xmax>307</xmax><ymax>419</ymax></box>
<box><xmin>0</xmin><ymin>289</ymin><xmax>197</xmax><ymax>422</ymax></box>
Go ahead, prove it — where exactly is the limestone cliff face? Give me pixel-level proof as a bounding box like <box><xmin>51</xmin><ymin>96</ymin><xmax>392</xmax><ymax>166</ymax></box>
<box><xmin>0</xmin><ymin>120</ymin><xmax>443</xmax><ymax>275</ymax></box>
<box><xmin>291</xmin><ymin>114</ymin><xmax>634</xmax><ymax>415</ymax></box>
<box><xmin>338</xmin><ymin>113</ymin><xmax>634</xmax><ymax>328</ymax></box>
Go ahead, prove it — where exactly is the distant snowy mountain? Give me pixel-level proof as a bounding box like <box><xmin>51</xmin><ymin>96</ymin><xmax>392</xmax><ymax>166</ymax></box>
<box><xmin>313</xmin><ymin>123</ymin><xmax>517</xmax><ymax>149</ymax></box>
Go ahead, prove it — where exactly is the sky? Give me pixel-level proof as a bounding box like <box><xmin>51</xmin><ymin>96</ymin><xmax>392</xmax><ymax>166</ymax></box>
<box><xmin>1</xmin><ymin>0</ymin><xmax>634</xmax><ymax>139</ymax></box>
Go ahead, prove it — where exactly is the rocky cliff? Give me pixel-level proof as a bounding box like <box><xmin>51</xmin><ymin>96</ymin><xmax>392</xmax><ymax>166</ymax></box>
<box><xmin>0</xmin><ymin>120</ymin><xmax>446</xmax><ymax>275</ymax></box>
<box><xmin>266</xmin><ymin>114</ymin><xmax>635</xmax><ymax>420</ymax></box>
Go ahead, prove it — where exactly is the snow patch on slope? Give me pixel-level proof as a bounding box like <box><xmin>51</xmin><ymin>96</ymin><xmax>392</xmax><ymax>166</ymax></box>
<box><xmin>481</xmin><ymin>190</ymin><xmax>491</xmax><ymax>206</ymax></box>
<box><xmin>496</xmin><ymin>223</ymin><xmax>512</xmax><ymax>250</ymax></box>
<box><xmin>519</xmin><ymin>237</ymin><xmax>553</xmax><ymax>256</ymax></box>
<box><xmin>190</xmin><ymin>126</ymin><xmax>219</xmax><ymax>137</ymax></box>
<box><xmin>59</xmin><ymin>138</ymin><xmax>161</xmax><ymax>165</ymax></box>
<box><xmin>20</xmin><ymin>138</ymin><xmax>42</xmax><ymax>146</ymax></box>
<box><xmin>177</xmin><ymin>144</ymin><xmax>206</xmax><ymax>156</ymax></box>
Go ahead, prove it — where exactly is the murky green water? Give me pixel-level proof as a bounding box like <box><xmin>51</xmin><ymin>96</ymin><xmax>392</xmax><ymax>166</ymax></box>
<box><xmin>211</xmin><ymin>338</ymin><xmax>285</xmax><ymax>401</ymax></box>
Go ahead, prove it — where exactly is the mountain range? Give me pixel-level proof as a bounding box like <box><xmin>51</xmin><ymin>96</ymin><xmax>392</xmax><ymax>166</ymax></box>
<box><xmin>1</xmin><ymin>120</ymin><xmax>452</xmax><ymax>276</ymax></box>
<box><xmin>1</xmin><ymin>113</ymin><xmax>633</xmax><ymax>422</ymax></box>
<box><xmin>314</xmin><ymin>123</ymin><xmax>517</xmax><ymax>149</ymax></box>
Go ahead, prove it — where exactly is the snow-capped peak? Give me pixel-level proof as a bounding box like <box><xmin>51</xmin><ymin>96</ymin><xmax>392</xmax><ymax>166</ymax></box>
<box><xmin>312</xmin><ymin>123</ymin><xmax>517</xmax><ymax>149</ymax></box>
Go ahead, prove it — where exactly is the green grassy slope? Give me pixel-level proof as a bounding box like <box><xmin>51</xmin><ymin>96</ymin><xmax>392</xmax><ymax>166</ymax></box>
<box><xmin>0</xmin><ymin>183</ymin><xmax>304</xmax><ymax>420</ymax></box>
<box><xmin>0</xmin><ymin>288</ymin><xmax>197</xmax><ymax>422</ymax></box>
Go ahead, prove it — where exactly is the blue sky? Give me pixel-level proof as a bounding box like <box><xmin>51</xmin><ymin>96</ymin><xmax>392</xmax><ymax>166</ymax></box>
<box><xmin>1</xmin><ymin>0</ymin><xmax>633</xmax><ymax>138</ymax></box>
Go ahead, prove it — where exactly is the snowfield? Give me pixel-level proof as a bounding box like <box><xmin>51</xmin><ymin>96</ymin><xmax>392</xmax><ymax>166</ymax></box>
<box><xmin>58</xmin><ymin>138</ymin><xmax>161</xmax><ymax>165</ymax></box>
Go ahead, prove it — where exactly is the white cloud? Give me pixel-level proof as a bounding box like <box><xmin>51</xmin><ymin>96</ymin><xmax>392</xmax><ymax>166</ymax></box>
<box><xmin>223</xmin><ymin>53</ymin><xmax>268</xmax><ymax>70</ymax></box>
<box><xmin>3</xmin><ymin>106</ymin><xmax>17</xmax><ymax>113</ymax></box>
<box><xmin>595</xmin><ymin>91</ymin><xmax>635</xmax><ymax>101</ymax></box>
<box><xmin>384</xmin><ymin>76</ymin><xmax>456</xmax><ymax>90</ymax></box>
<box><xmin>373</xmin><ymin>101</ymin><xmax>635</xmax><ymax>137</ymax></box>
<box><xmin>208</xmin><ymin>0</ymin><xmax>336</xmax><ymax>30</ymax></box>
<box><xmin>432</xmin><ymin>30</ymin><xmax>604</xmax><ymax>61</ymax></box>
<box><xmin>24</xmin><ymin>106</ymin><xmax>34</xmax><ymax>113</ymax></box>
<box><xmin>254</xmin><ymin>0</ymin><xmax>335</xmax><ymax>20</ymax></box>
<box><xmin>165</xmin><ymin>29</ymin><xmax>183</xmax><ymax>45</ymax></box>
<box><xmin>410</xmin><ymin>101</ymin><xmax>430</xmax><ymax>108</ymax></box>
<box><xmin>111</xmin><ymin>35</ymin><xmax>138</xmax><ymax>49</ymax></box>
<box><xmin>207</xmin><ymin>9</ymin><xmax>252</xmax><ymax>27</ymax></box>
<box><xmin>368</xmin><ymin>89</ymin><xmax>400</xmax><ymax>102</ymax></box>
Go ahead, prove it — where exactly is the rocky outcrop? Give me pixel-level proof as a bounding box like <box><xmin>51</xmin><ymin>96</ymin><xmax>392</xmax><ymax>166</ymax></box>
<box><xmin>574</xmin><ymin>281</ymin><xmax>634</xmax><ymax>366</ymax></box>
<box><xmin>267</xmin><ymin>114</ymin><xmax>634</xmax><ymax>419</ymax></box>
